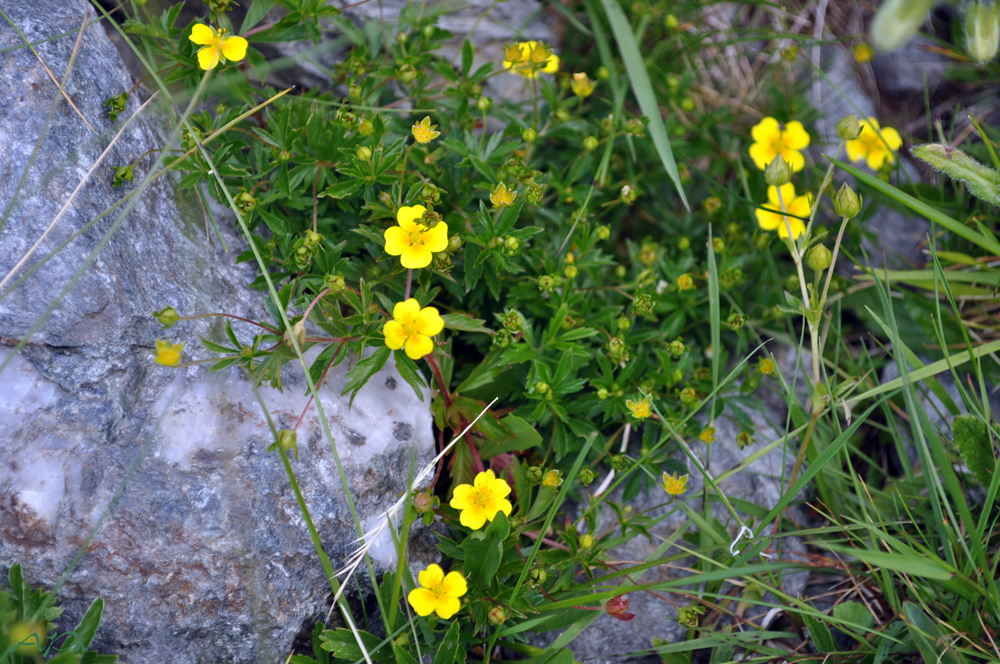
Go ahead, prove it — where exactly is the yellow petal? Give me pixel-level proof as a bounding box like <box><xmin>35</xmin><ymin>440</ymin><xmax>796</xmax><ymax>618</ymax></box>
<box><xmin>221</xmin><ymin>35</ymin><xmax>248</xmax><ymax>62</ymax></box>
<box><xmin>543</xmin><ymin>53</ymin><xmax>560</xmax><ymax>73</ymax></box>
<box><xmin>459</xmin><ymin>504</ymin><xmax>487</xmax><ymax>529</ymax></box>
<box><xmin>189</xmin><ymin>23</ymin><xmax>216</xmax><ymax>46</ymax></box>
<box><xmin>401</xmin><ymin>244</ymin><xmax>433</xmax><ymax>269</ymax></box>
<box><xmin>434</xmin><ymin>596</ymin><xmax>461</xmax><ymax>619</ymax></box>
<box><xmin>878</xmin><ymin>126</ymin><xmax>902</xmax><ymax>151</ymax></box>
<box><xmin>845</xmin><ymin>138</ymin><xmax>865</xmax><ymax>163</ymax></box>
<box><xmin>383</xmin><ymin>321</ymin><xmax>408</xmax><ymax>350</ymax></box>
<box><xmin>474</xmin><ymin>469</ymin><xmax>496</xmax><ymax>491</ymax></box>
<box><xmin>776</xmin><ymin>216</ymin><xmax>805</xmax><ymax>239</ymax></box>
<box><xmin>484</xmin><ymin>497</ymin><xmax>512</xmax><ymax>522</ymax></box>
<box><xmin>414</xmin><ymin>307</ymin><xmax>444</xmax><ymax>336</ymax></box>
<box><xmin>782</xmin><ymin>121</ymin><xmax>810</xmax><ymax>150</ymax></box>
<box><xmin>755</xmin><ymin>205</ymin><xmax>783</xmax><ymax>231</ymax></box>
<box><xmin>383</xmin><ymin>226</ymin><xmax>410</xmax><ymax>257</ymax></box>
<box><xmin>404</xmin><ymin>333</ymin><xmax>433</xmax><ymax>360</ymax></box>
<box><xmin>449</xmin><ymin>484</ymin><xmax>476</xmax><ymax>510</ymax></box>
<box><xmin>767</xmin><ymin>183</ymin><xmax>796</xmax><ymax>206</ymax></box>
<box><xmin>751</xmin><ymin>117</ymin><xmax>780</xmax><ymax>144</ymax></box>
<box><xmin>863</xmin><ymin>117</ymin><xmax>881</xmax><ymax>132</ymax></box>
<box><xmin>441</xmin><ymin>572</ymin><xmax>468</xmax><ymax>599</ymax></box>
<box><xmin>397</xmin><ymin>204</ymin><xmax>427</xmax><ymax>228</ymax></box>
<box><xmin>783</xmin><ymin>149</ymin><xmax>806</xmax><ymax>173</ymax></box>
<box><xmin>407</xmin><ymin>588</ymin><xmax>438</xmax><ymax>616</ymax></box>
<box><xmin>392</xmin><ymin>298</ymin><xmax>421</xmax><ymax>325</ymax></box>
<box><xmin>748</xmin><ymin>142</ymin><xmax>776</xmax><ymax>171</ymax></box>
<box><xmin>197</xmin><ymin>47</ymin><xmax>220</xmax><ymax>71</ymax></box>
<box><xmin>418</xmin><ymin>564</ymin><xmax>444</xmax><ymax>588</ymax></box>
<box><xmin>867</xmin><ymin>149</ymin><xmax>890</xmax><ymax>171</ymax></box>
<box><xmin>490</xmin><ymin>476</ymin><xmax>512</xmax><ymax>499</ymax></box>
<box><xmin>423</xmin><ymin>222</ymin><xmax>449</xmax><ymax>253</ymax></box>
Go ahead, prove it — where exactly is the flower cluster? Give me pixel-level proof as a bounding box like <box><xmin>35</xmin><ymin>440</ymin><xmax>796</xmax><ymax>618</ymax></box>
<box><xmin>503</xmin><ymin>41</ymin><xmax>559</xmax><ymax>78</ymax></box>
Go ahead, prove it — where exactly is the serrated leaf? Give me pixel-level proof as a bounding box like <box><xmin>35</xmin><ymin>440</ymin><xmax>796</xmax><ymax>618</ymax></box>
<box><xmin>432</xmin><ymin>621</ymin><xmax>464</xmax><ymax>664</ymax></box>
<box><xmin>393</xmin><ymin>351</ymin><xmax>426</xmax><ymax>401</ymax></box>
<box><xmin>441</xmin><ymin>313</ymin><xmax>492</xmax><ymax>334</ymax></box>
<box><xmin>319</xmin><ymin>179</ymin><xmax>363</xmax><ymax>200</ymax></box>
<box><xmin>319</xmin><ymin>628</ymin><xmax>385</xmax><ymax>660</ymax></box>
<box><xmin>343</xmin><ymin>347</ymin><xmax>391</xmax><ymax>401</ymax></box>
<box><xmin>72</xmin><ymin>597</ymin><xmax>104</xmax><ymax>650</ymax></box>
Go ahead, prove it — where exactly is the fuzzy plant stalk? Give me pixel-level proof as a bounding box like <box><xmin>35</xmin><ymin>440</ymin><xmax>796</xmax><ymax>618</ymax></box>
<box><xmin>911</xmin><ymin>143</ymin><xmax>1000</xmax><ymax>207</ymax></box>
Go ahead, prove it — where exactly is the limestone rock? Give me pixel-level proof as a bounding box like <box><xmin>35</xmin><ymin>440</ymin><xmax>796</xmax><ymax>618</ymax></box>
<box><xmin>0</xmin><ymin>1</ymin><xmax>433</xmax><ymax>662</ymax></box>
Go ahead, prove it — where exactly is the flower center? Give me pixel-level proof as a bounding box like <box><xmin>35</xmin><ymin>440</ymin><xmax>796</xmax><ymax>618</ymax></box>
<box><xmin>474</xmin><ymin>491</ymin><xmax>490</xmax><ymax>506</ymax></box>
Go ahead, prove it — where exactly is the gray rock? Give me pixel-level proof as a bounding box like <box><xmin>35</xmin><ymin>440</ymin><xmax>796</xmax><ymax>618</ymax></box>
<box><xmin>0</xmin><ymin>1</ymin><xmax>433</xmax><ymax>662</ymax></box>
<box><xmin>534</xmin><ymin>403</ymin><xmax>809</xmax><ymax>663</ymax></box>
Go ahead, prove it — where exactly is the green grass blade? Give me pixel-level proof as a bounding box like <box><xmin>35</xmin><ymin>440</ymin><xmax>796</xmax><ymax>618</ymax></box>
<box><xmin>600</xmin><ymin>0</ymin><xmax>689</xmax><ymax>211</ymax></box>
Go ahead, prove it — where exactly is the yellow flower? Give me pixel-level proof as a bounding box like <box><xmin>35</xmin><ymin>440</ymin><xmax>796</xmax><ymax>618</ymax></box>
<box><xmin>407</xmin><ymin>564</ymin><xmax>467</xmax><ymax>619</ymax></box>
<box><xmin>755</xmin><ymin>183</ymin><xmax>812</xmax><ymax>240</ymax></box>
<box><xmin>757</xmin><ymin>358</ymin><xmax>776</xmax><ymax>375</ymax></box>
<box><xmin>503</xmin><ymin>41</ymin><xmax>559</xmax><ymax>78</ymax></box>
<box><xmin>626</xmin><ymin>397</ymin><xmax>652</xmax><ymax>421</ymax></box>
<box><xmin>188</xmin><ymin>23</ymin><xmax>248</xmax><ymax>71</ymax></box>
<box><xmin>490</xmin><ymin>182</ymin><xmax>516</xmax><ymax>208</ymax></box>
<box><xmin>154</xmin><ymin>339</ymin><xmax>183</xmax><ymax>366</ymax></box>
<box><xmin>698</xmin><ymin>427</ymin><xmax>715</xmax><ymax>444</ymax></box>
<box><xmin>383</xmin><ymin>205</ymin><xmax>449</xmax><ymax>269</ymax></box>
<box><xmin>661</xmin><ymin>471</ymin><xmax>688</xmax><ymax>496</ymax></box>
<box><xmin>541</xmin><ymin>469</ymin><xmax>563</xmax><ymax>487</ymax></box>
<box><xmin>411</xmin><ymin>116</ymin><xmax>441</xmax><ymax>144</ymax></box>
<box><xmin>449</xmin><ymin>469</ymin><xmax>513</xmax><ymax>530</ymax></box>
<box><xmin>383</xmin><ymin>298</ymin><xmax>444</xmax><ymax>360</ymax></box>
<box><xmin>854</xmin><ymin>43</ymin><xmax>874</xmax><ymax>63</ymax></box>
<box><xmin>846</xmin><ymin>117</ymin><xmax>902</xmax><ymax>171</ymax></box>
<box><xmin>748</xmin><ymin>117</ymin><xmax>810</xmax><ymax>173</ymax></box>
<box><xmin>676</xmin><ymin>273</ymin><xmax>695</xmax><ymax>291</ymax></box>
<box><xmin>571</xmin><ymin>72</ymin><xmax>596</xmax><ymax>97</ymax></box>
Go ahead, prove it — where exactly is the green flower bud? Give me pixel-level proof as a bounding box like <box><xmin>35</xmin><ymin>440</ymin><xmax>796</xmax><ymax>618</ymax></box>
<box><xmin>488</xmin><ymin>607</ymin><xmax>508</xmax><ymax>626</ymax></box>
<box><xmin>530</xmin><ymin>567</ymin><xmax>548</xmax><ymax>583</ymax></box>
<box><xmin>358</xmin><ymin>119</ymin><xmax>375</xmax><ymax>136</ymax></box>
<box><xmin>522</xmin><ymin>127</ymin><xmax>537</xmax><ymax>143</ymax></box>
<box><xmin>563</xmin><ymin>264</ymin><xmax>578</xmax><ymax>279</ymax></box>
<box><xmin>397</xmin><ymin>63</ymin><xmax>418</xmax><ymax>83</ymax></box>
<box><xmin>578</xmin><ymin>468</ymin><xmax>595</xmax><ymax>486</ymax></box>
<box><xmin>583</xmin><ymin>135</ymin><xmax>599</xmax><ymax>151</ymax></box>
<box><xmin>109</xmin><ymin>164</ymin><xmax>134</xmax><ymax>188</ymax></box>
<box><xmin>535</xmin><ymin>382</ymin><xmax>550</xmax><ymax>395</ymax></box>
<box><xmin>538</xmin><ymin>275</ymin><xmax>556</xmax><ymax>291</ymax></box>
<box><xmin>476</xmin><ymin>95</ymin><xmax>491</xmax><ymax>111</ymax></box>
<box><xmin>412</xmin><ymin>489</ymin><xmax>437</xmax><ymax>514</ymax></box>
<box><xmin>609</xmin><ymin>454</ymin><xmax>629</xmax><ymax>472</ymax></box>
<box><xmin>527</xmin><ymin>465</ymin><xmax>543</xmax><ymax>482</ymax></box>
<box><xmin>736</xmin><ymin>430</ymin><xmax>753</xmax><ymax>450</ymax></box>
<box><xmin>525</xmin><ymin>182</ymin><xmax>544</xmax><ymax>205</ymax></box>
<box><xmin>276</xmin><ymin>429</ymin><xmax>299</xmax><ymax>461</ymax></box>
<box><xmin>348</xmin><ymin>83</ymin><xmax>362</xmax><ymax>98</ymax></box>
<box><xmin>616</xmin><ymin>315</ymin><xmax>631</xmax><ymax>331</ymax></box>
<box><xmin>625</xmin><ymin>117</ymin><xmax>645</xmax><ymax>136</ymax></box>
<box><xmin>807</xmin><ymin>244</ymin><xmax>833</xmax><ymax>272</ymax></box>
<box><xmin>153</xmin><ymin>306</ymin><xmax>180</xmax><ymax>328</ymax></box>
<box><xmin>679</xmin><ymin>386</ymin><xmax>697</xmax><ymax>405</ymax></box>
<box><xmin>726</xmin><ymin>312</ymin><xmax>745</xmax><ymax>331</ymax></box>
<box><xmin>832</xmin><ymin>182</ymin><xmax>862</xmax><ymax>218</ymax></box>
<box><xmin>664</xmin><ymin>13</ymin><xmax>679</xmax><ymax>30</ymax></box>
<box><xmin>596</xmin><ymin>224</ymin><xmax>611</xmax><ymax>240</ymax></box>
<box><xmin>871</xmin><ymin>0</ymin><xmax>939</xmax><ymax>52</ymax></box>
<box><xmin>579</xmin><ymin>533</ymin><xmax>595</xmax><ymax>549</ymax></box>
<box><xmin>325</xmin><ymin>273</ymin><xmax>346</xmax><ymax>294</ymax></box>
<box><xmin>836</xmin><ymin>114</ymin><xmax>861</xmax><ymax>140</ymax></box>
<box><xmin>356</xmin><ymin>146</ymin><xmax>372</xmax><ymax>161</ymax></box>
<box><xmin>607</xmin><ymin>337</ymin><xmax>630</xmax><ymax>362</ymax></box>
<box><xmin>764</xmin><ymin>153</ymin><xmax>792</xmax><ymax>186</ymax></box>
<box><xmin>677</xmin><ymin>604</ymin><xmax>705</xmax><ymax>627</ymax></box>
<box><xmin>669</xmin><ymin>338</ymin><xmax>686</xmax><ymax>358</ymax></box>
<box><xmin>501</xmin><ymin>310</ymin><xmax>522</xmax><ymax>332</ymax></box>
<box><xmin>555</xmin><ymin>109</ymin><xmax>570</xmax><ymax>122</ymax></box>
<box><xmin>597</xmin><ymin>387</ymin><xmax>609</xmax><ymax>400</ymax></box>
<box><xmin>104</xmin><ymin>93</ymin><xmax>129</xmax><ymax>122</ymax></box>
<box><xmin>711</xmin><ymin>237</ymin><xmax>725</xmax><ymax>254</ymax></box>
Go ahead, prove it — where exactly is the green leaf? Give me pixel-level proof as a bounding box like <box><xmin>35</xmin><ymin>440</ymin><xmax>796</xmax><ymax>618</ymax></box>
<box><xmin>432</xmin><ymin>620</ymin><xmax>465</xmax><ymax>664</ymax></box>
<box><xmin>902</xmin><ymin>602</ymin><xmax>966</xmax><ymax>664</ymax></box>
<box><xmin>441</xmin><ymin>313</ymin><xmax>492</xmax><ymax>334</ymax></box>
<box><xmin>832</xmin><ymin>600</ymin><xmax>874</xmax><ymax>636</ymax></box>
<box><xmin>460</xmin><ymin>512</ymin><xmax>509</xmax><ymax>588</ymax></box>
<box><xmin>479</xmin><ymin>415</ymin><xmax>543</xmax><ymax>460</ymax></box>
<box><xmin>319</xmin><ymin>628</ymin><xmax>385</xmax><ymax>660</ymax></box>
<box><xmin>319</xmin><ymin>179</ymin><xmax>363</xmax><ymax>200</ymax></box>
<box><xmin>72</xmin><ymin>597</ymin><xmax>104</xmax><ymax>650</ymax></box>
<box><xmin>241</xmin><ymin>0</ymin><xmax>275</xmax><ymax>32</ymax></box>
<box><xmin>461</xmin><ymin>39</ymin><xmax>474</xmax><ymax>78</ymax></box>
<box><xmin>953</xmin><ymin>414</ymin><xmax>995</xmax><ymax>487</ymax></box>
<box><xmin>393</xmin><ymin>350</ymin><xmax>426</xmax><ymax>401</ymax></box>
<box><xmin>801</xmin><ymin>612</ymin><xmax>836</xmax><ymax>653</ymax></box>
<box><xmin>342</xmin><ymin>347</ymin><xmax>391</xmax><ymax>401</ymax></box>
<box><xmin>599</xmin><ymin>0</ymin><xmax>689</xmax><ymax>211</ymax></box>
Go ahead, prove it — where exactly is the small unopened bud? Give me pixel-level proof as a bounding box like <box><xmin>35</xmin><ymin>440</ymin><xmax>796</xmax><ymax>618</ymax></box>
<box><xmin>669</xmin><ymin>338</ymin><xmax>686</xmax><ymax>357</ymax></box>
<box><xmin>764</xmin><ymin>154</ymin><xmax>792</xmax><ymax>186</ymax></box>
<box><xmin>871</xmin><ymin>0</ymin><xmax>938</xmax><ymax>52</ymax></box>
<box><xmin>488</xmin><ymin>607</ymin><xmax>508</xmax><ymax>626</ymax></box>
<box><xmin>153</xmin><ymin>306</ymin><xmax>180</xmax><ymax>328</ymax></box>
<box><xmin>529</xmin><ymin>567</ymin><xmax>548</xmax><ymax>583</ymax></box>
<box><xmin>563</xmin><ymin>264</ymin><xmax>578</xmax><ymax>279</ymax></box>
<box><xmin>578</xmin><ymin>468</ymin><xmax>595</xmax><ymax>486</ymax></box>
<box><xmin>832</xmin><ymin>183</ymin><xmax>862</xmax><ymax>218</ymax></box>
<box><xmin>356</xmin><ymin>146</ymin><xmax>372</xmax><ymax>161</ymax></box>
<box><xmin>836</xmin><ymin>115</ymin><xmax>861</xmax><ymax>140</ymax></box>
<box><xmin>358</xmin><ymin>119</ymin><xmax>374</xmax><ymax>136</ymax></box>
<box><xmin>522</xmin><ymin>127</ymin><xmax>537</xmax><ymax>143</ymax></box>
<box><xmin>583</xmin><ymin>135</ymin><xmax>599</xmax><ymax>151</ymax></box>
<box><xmin>807</xmin><ymin>244</ymin><xmax>833</xmax><ymax>272</ymax></box>
<box><xmin>596</xmin><ymin>224</ymin><xmax>610</xmax><ymax>240</ymax></box>
<box><xmin>284</xmin><ymin>319</ymin><xmax>306</xmax><ymax>349</ymax></box>
<box><xmin>966</xmin><ymin>1</ymin><xmax>1000</xmax><ymax>63</ymax></box>
<box><xmin>277</xmin><ymin>429</ymin><xmax>298</xmax><ymax>460</ymax></box>
<box><xmin>579</xmin><ymin>533</ymin><xmax>595</xmax><ymax>549</ymax></box>
<box><xmin>476</xmin><ymin>95</ymin><xmax>491</xmax><ymax>112</ymax></box>
<box><xmin>527</xmin><ymin>465</ymin><xmax>543</xmax><ymax>482</ymax></box>
<box><xmin>412</xmin><ymin>490</ymin><xmax>435</xmax><ymax>514</ymax></box>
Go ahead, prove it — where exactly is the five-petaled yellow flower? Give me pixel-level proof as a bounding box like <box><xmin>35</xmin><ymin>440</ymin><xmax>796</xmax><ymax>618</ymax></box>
<box><xmin>189</xmin><ymin>23</ymin><xmax>248</xmax><ymax>71</ymax></box>
<box><xmin>661</xmin><ymin>471</ymin><xmax>688</xmax><ymax>496</ymax></box>
<box><xmin>571</xmin><ymin>72</ymin><xmax>596</xmax><ymax>97</ymax></box>
<box><xmin>383</xmin><ymin>298</ymin><xmax>444</xmax><ymax>360</ymax></box>
<box><xmin>503</xmin><ymin>41</ymin><xmax>559</xmax><ymax>78</ymax></box>
<box><xmin>154</xmin><ymin>339</ymin><xmax>184</xmax><ymax>366</ymax></box>
<box><xmin>407</xmin><ymin>564</ymin><xmax>467</xmax><ymax>620</ymax></box>
<box><xmin>490</xmin><ymin>182</ymin><xmax>516</xmax><ymax>208</ymax></box>
<box><xmin>384</xmin><ymin>204</ymin><xmax>449</xmax><ymax>269</ymax></box>
<box><xmin>449</xmin><ymin>469</ymin><xmax>513</xmax><ymax>530</ymax></box>
<box><xmin>748</xmin><ymin>117</ymin><xmax>810</xmax><ymax>173</ymax></box>
<box><xmin>411</xmin><ymin>116</ymin><xmax>440</xmax><ymax>144</ymax></box>
<box><xmin>626</xmin><ymin>397</ymin><xmax>652</xmax><ymax>421</ymax></box>
<box><xmin>755</xmin><ymin>183</ymin><xmax>812</xmax><ymax>240</ymax></box>
<box><xmin>846</xmin><ymin>117</ymin><xmax>902</xmax><ymax>171</ymax></box>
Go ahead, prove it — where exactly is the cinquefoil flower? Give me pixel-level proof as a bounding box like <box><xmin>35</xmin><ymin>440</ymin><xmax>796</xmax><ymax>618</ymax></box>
<box><xmin>189</xmin><ymin>23</ymin><xmax>247</xmax><ymax>71</ymax></box>
<box><xmin>383</xmin><ymin>298</ymin><xmax>444</xmax><ymax>360</ymax></box>
<box><xmin>755</xmin><ymin>183</ymin><xmax>812</xmax><ymax>240</ymax></box>
<box><xmin>846</xmin><ymin>117</ymin><xmax>902</xmax><ymax>171</ymax></box>
<box><xmin>449</xmin><ymin>469</ymin><xmax>513</xmax><ymax>530</ymax></box>
<box><xmin>411</xmin><ymin>116</ymin><xmax>440</xmax><ymax>144</ymax></box>
<box><xmin>154</xmin><ymin>340</ymin><xmax>183</xmax><ymax>366</ymax></box>
<box><xmin>407</xmin><ymin>564</ymin><xmax>467</xmax><ymax>619</ymax></box>
<box><xmin>748</xmin><ymin>117</ymin><xmax>810</xmax><ymax>173</ymax></box>
<box><xmin>503</xmin><ymin>41</ymin><xmax>559</xmax><ymax>78</ymax></box>
<box><xmin>383</xmin><ymin>205</ymin><xmax>449</xmax><ymax>269</ymax></box>
<box><xmin>661</xmin><ymin>471</ymin><xmax>688</xmax><ymax>496</ymax></box>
